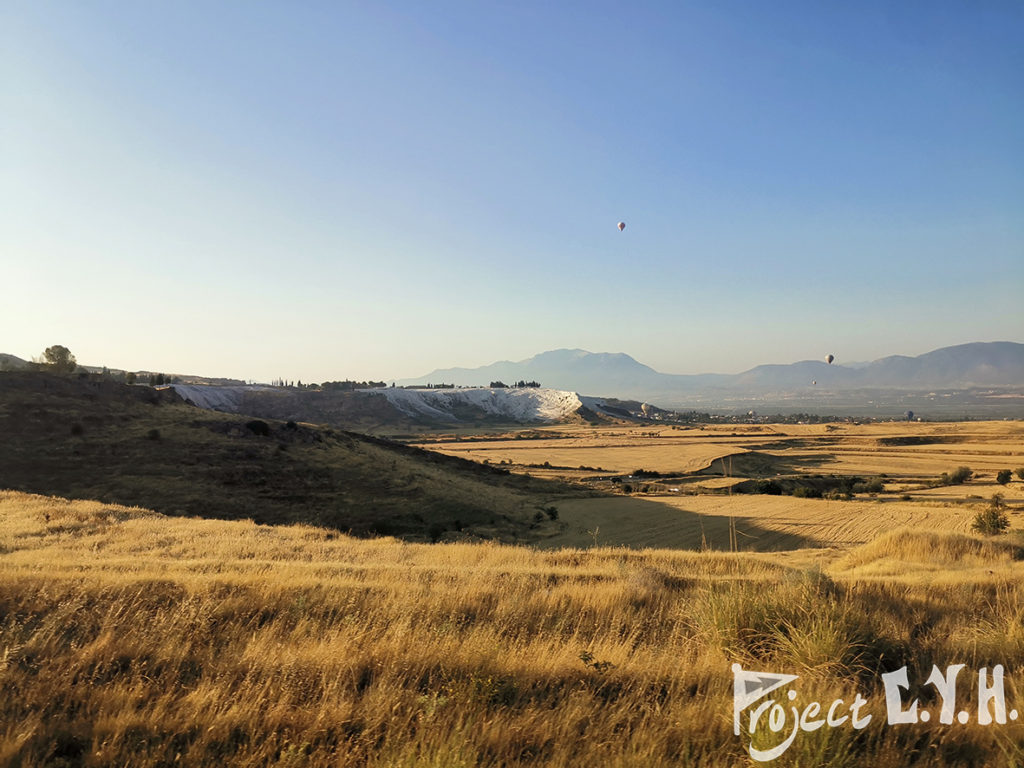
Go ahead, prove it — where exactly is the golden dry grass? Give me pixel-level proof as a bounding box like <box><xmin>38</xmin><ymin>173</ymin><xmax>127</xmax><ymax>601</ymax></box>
<box><xmin>535</xmin><ymin>494</ymin><xmax>980</xmax><ymax>551</ymax></box>
<box><xmin>415</xmin><ymin>421</ymin><xmax>1024</xmax><ymax>481</ymax></box>
<box><xmin>5</xmin><ymin>490</ymin><xmax>1024</xmax><ymax>766</ymax></box>
<box><xmin>415</xmin><ymin>420</ymin><xmax>1024</xmax><ymax>551</ymax></box>
<box><xmin>413</xmin><ymin>425</ymin><xmax>752</xmax><ymax>475</ymax></box>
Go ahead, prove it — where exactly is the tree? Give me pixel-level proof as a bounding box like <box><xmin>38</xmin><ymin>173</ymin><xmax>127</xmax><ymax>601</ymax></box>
<box><xmin>972</xmin><ymin>493</ymin><xmax>1010</xmax><ymax>536</ymax></box>
<box><xmin>940</xmin><ymin>466</ymin><xmax>973</xmax><ymax>485</ymax></box>
<box><xmin>42</xmin><ymin>345</ymin><xmax>77</xmax><ymax>374</ymax></box>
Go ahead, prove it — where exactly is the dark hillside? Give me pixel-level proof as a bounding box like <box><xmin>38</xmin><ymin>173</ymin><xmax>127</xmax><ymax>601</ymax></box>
<box><xmin>0</xmin><ymin>372</ymin><xmax>580</xmax><ymax>541</ymax></box>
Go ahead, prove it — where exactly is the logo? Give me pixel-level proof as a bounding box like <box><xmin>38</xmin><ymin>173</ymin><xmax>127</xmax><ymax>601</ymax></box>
<box><xmin>732</xmin><ymin>663</ymin><xmax>1017</xmax><ymax>762</ymax></box>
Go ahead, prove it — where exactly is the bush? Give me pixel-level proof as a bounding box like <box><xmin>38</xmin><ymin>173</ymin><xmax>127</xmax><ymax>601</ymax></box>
<box><xmin>756</xmin><ymin>480</ymin><xmax>783</xmax><ymax>495</ymax></box>
<box><xmin>940</xmin><ymin>466</ymin><xmax>973</xmax><ymax>485</ymax></box>
<box><xmin>544</xmin><ymin>505</ymin><xmax>559</xmax><ymax>521</ymax></box>
<box><xmin>792</xmin><ymin>486</ymin><xmax>822</xmax><ymax>499</ymax></box>
<box><xmin>146</xmin><ymin>428</ymin><xmax>161</xmax><ymax>441</ymax></box>
<box><xmin>1016</xmin><ymin>468</ymin><xmax>1024</xmax><ymax>481</ymax></box>
<box><xmin>997</xmin><ymin>469</ymin><xmax>1012</xmax><ymax>485</ymax></box>
<box><xmin>972</xmin><ymin>495</ymin><xmax>1010</xmax><ymax>536</ymax></box>
<box><xmin>245</xmin><ymin>420</ymin><xmax>271</xmax><ymax>437</ymax></box>
<box><xmin>852</xmin><ymin>478</ymin><xmax>884</xmax><ymax>494</ymax></box>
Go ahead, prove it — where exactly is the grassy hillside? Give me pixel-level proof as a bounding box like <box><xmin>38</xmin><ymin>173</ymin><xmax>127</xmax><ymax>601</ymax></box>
<box><xmin>0</xmin><ymin>372</ymin><xmax>582</xmax><ymax>541</ymax></box>
<box><xmin>3</xmin><ymin>490</ymin><xmax>1024</xmax><ymax>766</ymax></box>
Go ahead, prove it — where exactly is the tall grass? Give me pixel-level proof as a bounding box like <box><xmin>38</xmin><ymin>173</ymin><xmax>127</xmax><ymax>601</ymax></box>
<box><xmin>2</xmin><ymin>491</ymin><xmax>1024</xmax><ymax>766</ymax></box>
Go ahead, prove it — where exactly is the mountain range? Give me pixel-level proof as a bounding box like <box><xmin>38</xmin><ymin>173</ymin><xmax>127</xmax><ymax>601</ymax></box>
<box><xmin>5</xmin><ymin>341</ymin><xmax>1022</xmax><ymax>418</ymax></box>
<box><xmin>400</xmin><ymin>342</ymin><xmax>1024</xmax><ymax>411</ymax></box>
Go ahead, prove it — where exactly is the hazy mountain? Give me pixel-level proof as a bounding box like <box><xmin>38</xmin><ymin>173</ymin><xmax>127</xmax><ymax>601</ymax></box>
<box><xmin>399</xmin><ymin>349</ymin><xmax>728</xmax><ymax>401</ymax></box>
<box><xmin>0</xmin><ymin>354</ymin><xmax>29</xmax><ymax>371</ymax></box>
<box><xmin>860</xmin><ymin>342</ymin><xmax>1024</xmax><ymax>387</ymax></box>
<box><xmin>403</xmin><ymin>342</ymin><xmax>1024</xmax><ymax>407</ymax></box>
<box><xmin>400</xmin><ymin>349</ymin><xmax>669</xmax><ymax>394</ymax></box>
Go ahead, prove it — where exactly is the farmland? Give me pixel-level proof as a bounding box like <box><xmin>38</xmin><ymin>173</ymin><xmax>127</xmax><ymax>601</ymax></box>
<box><xmin>413</xmin><ymin>420</ymin><xmax>1024</xmax><ymax>551</ymax></box>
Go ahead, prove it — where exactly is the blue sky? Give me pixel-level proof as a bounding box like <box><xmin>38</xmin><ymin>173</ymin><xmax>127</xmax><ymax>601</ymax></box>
<box><xmin>3</xmin><ymin>1</ymin><xmax>1022</xmax><ymax>382</ymax></box>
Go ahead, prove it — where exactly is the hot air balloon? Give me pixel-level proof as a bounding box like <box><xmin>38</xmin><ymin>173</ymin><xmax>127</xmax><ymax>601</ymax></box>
<box><xmin>812</xmin><ymin>380</ymin><xmax>817</xmax><ymax>386</ymax></box>
<box><xmin>617</xmin><ymin>221</ymin><xmax>625</xmax><ymax>231</ymax></box>
<box><xmin>825</xmin><ymin>354</ymin><xmax>834</xmax><ymax>365</ymax></box>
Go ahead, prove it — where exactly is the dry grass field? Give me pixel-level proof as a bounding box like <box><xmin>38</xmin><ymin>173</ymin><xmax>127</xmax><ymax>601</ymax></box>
<box><xmin>537</xmin><ymin>494</ymin><xmax>981</xmax><ymax>552</ymax></box>
<box><xmin>5</xmin><ymin>490</ymin><xmax>1024</xmax><ymax>766</ymax></box>
<box><xmin>414</xmin><ymin>421</ymin><xmax>1024</xmax><ymax>481</ymax></box>
<box><xmin>416</xmin><ymin>421</ymin><xmax>1024</xmax><ymax>550</ymax></box>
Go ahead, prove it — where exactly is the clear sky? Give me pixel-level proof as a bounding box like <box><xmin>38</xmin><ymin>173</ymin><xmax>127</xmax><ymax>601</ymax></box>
<box><xmin>3</xmin><ymin>1</ymin><xmax>1022</xmax><ymax>383</ymax></box>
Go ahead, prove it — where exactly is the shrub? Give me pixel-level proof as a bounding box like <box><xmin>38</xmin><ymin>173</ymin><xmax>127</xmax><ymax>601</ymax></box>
<box><xmin>852</xmin><ymin>478</ymin><xmax>884</xmax><ymax>494</ymax></box>
<box><xmin>544</xmin><ymin>505</ymin><xmax>559</xmax><ymax>521</ymax></box>
<box><xmin>245</xmin><ymin>420</ymin><xmax>271</xmax><ymax>437</ymax></box>
<box><xmin>997</xmin><ymin>469</ymin><xmax>1012</xmax><ymax>485</ymax></box>
<box><xmin>940</xmin><ymin>466</ymin><xmax>973</xmax><ymax>485</ymax></box>
<box><xmin>427</xmin><ymin>523</ymin><xmax>446</xmax><ymax>543</ymax></box>
<box><xmin>146</xmin><ymin>428</ymin><xmax>161</xmax><ymax>440</ymax></box>
<box><xmin>792</xmin><ymin>486</ymin><xmax>822</xmax><ymax>499</ymax></box>
<box><xmin>1016</xmin><ymin>467</ymin><xmax>1024</xmax><ymax>481</ymax></box>
<box><xmin>973</xmin><ymin>495</ymin><xmax>1010</xmax><ymax>536</ymax></box>
<box><xmin>825</xmin><ymin>489</ymin><xmax>852</xmax><ymax>501</ymax></box>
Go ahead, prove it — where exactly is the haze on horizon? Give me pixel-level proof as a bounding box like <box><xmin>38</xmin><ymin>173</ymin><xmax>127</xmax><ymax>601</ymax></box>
<box><xmin>3</xmin><ymin>2</ymin><xmax>1022</xmax><ymax>384</ymax></box>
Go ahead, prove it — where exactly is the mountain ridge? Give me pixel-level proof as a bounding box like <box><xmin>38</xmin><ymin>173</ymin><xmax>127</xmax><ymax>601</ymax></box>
<box><xmin>400</xmin><ymin>342</ymin><xmax>1024</xmax><ymax>407</ymax></box>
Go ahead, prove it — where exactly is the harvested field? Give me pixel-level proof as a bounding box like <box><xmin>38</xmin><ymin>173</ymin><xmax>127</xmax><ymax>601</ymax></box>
<box><xmin>415</xmin><ymin>421</ymin><xmax>1024</xmax><ymax>483</ymax></box>
<box><xmin>535</xmin><ymin>494</ymin><xmax>979</xmax><ymax>551</ymax></box>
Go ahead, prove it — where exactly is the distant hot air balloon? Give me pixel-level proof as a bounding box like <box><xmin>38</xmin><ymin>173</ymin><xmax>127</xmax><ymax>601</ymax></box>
<box><xmin>812</xmin><ymin>380</ymin><xmax>817</xmax><ymax>386</ymax></box>
<box><xmin>825</xmin><ymin>354</ymin><xmax>835</xmax><ymax>365</ymax></box>
<box><xmin>617</xmin><ymin>221</ymin><xmax>626</xmax><ymax>231</ymax></box>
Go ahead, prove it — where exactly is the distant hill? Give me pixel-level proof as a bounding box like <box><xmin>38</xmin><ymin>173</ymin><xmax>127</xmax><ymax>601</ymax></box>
<box><xmin>402</xmin><ymin>342</ymin><xmax>1024</xmax><ymax>413</ymax></box>
<box><xmin>0</xmin><ymin>353</ymin><xmax>29</xmax><ymax>371</ymax></box>
<box><xmin>0</xmin><ymin>352</ymin><xmax>245</xmax><ymax>384</ymax></box>
<box><xmin>166</xmin><ymin>383</ymin><xmax>648</xmax><ymax>429</ymax></box>
<box><xmin>399</xmin><ymin>349</ymin><xmax>720</xmax><ymax>399</ymax></box>
<box><xmin>0</xmin><ymin>371</ymin><xmax>581</xmax><ymax>541</ymax></box>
